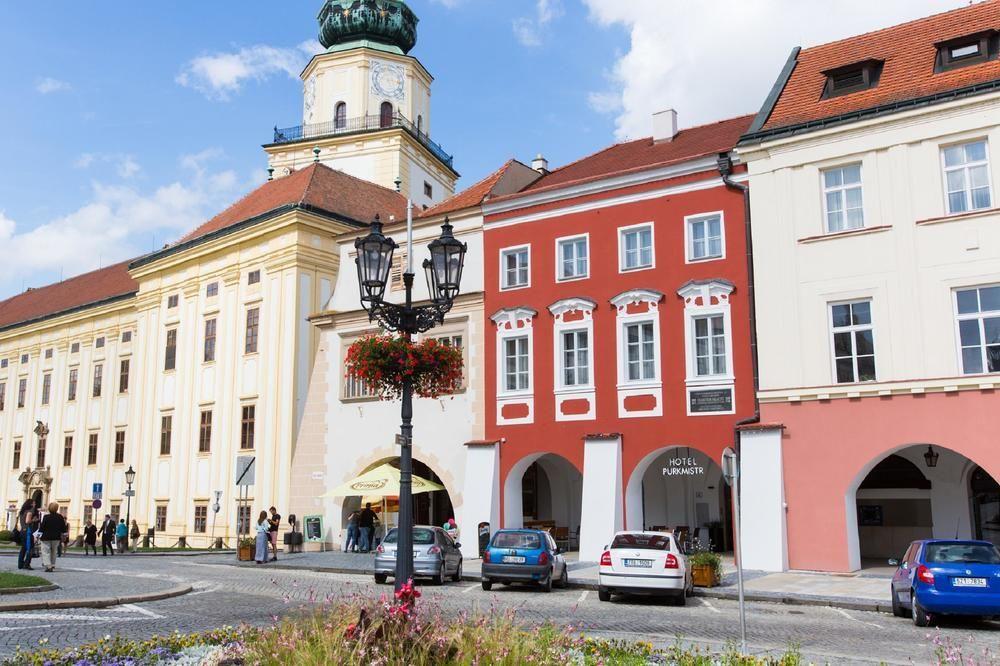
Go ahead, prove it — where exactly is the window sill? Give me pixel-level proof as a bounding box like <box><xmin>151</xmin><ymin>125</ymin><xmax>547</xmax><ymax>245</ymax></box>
<box><xmin>618</xmin><ymin>264</ymin><xmax>654</xmax><ymax>274</ymax></box>
<box><xmin>341</xmin><ymin>395</ymin><xmax>380</xmax><ymax>404</ymax></box>
<box><xmin>500</xmin><ymin>283</ymin><xmax>530</xmax><ymax>292</ymax></box>
<box><xmin>616</xmin><ymin>380</ymin><xmax>662</xmax><ymax>391</ymax></box>
<box><xmin>915</xmin><ymin>206</ymin><xmax>1000</xmax><ymax>226</ymax></box>
<box><xmin>556</xmin><ymin>274</ymin><xmax>589</xmax><ymax>284</ymax></box>
<box><xmin>686</xmin><ymin>254</ymin><xmax>724</xmax><ymax>264</ymax></box>
<box><xmin>798</xmin><ymin>225</ymin><xmax>891</xmax><ymax>244</ymax></box>
<box><xmin>554</xmin><ymin>386</ymin><xmax>594</xmax><ymax>396</ymax></box>
<box><xmin>498</xmin><ymin>390</ymin><xmax>533</xmax><ymax>400</ymax></box>
<box><xmin>685</xmin><ymin>376</ymin><xmax>735</xmax><ymax>387</ymax></box>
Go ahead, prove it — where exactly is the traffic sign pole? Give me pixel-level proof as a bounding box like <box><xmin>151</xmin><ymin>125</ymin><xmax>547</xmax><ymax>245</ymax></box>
<box><xmin>723</xmin><ymin>447</ymin><xmax>747</xmax><ymax>654</ymax></box>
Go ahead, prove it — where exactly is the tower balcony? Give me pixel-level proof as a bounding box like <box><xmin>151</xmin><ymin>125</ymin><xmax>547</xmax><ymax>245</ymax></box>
<box><xmin>269</xmin><ymin>112</ymin><xmax>454</xmax><ymax>171</ymax></box>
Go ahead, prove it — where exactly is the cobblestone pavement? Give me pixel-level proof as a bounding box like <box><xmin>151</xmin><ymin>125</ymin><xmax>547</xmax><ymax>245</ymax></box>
<box><xmin>1</xmin><ymin>554</ymin><xmax>182</xmax><ymax>603</ymax></box>
<box><xmin>0</xmin><ymin>555</ymin><xmax>996</xmax><ymax>664</ymax></box>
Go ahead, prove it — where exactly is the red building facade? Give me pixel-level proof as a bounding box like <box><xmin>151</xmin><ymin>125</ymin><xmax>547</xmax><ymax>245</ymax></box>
<box><xmin>481</xmin><ymin>114</ymin><xmax>755</xmax><ymax>559</ymax></box>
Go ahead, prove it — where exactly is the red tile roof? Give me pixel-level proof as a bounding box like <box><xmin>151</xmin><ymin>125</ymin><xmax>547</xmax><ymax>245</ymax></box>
<box><xmin>420</xmin><ymin>160</ymin><xmax>521</xmax><ymax>218</ymax></box>
<box><xmin>510</xmin><ymin>115</ymin><xmax>754</xmax><ymax>197</ymax></box>
<box><xmin>0</xmin><ymin>261</ymin><xmax>137</xmax><ymax>331</ymax></box>
<box><xmin>759</xmin><ymin>1</ymin><xmax>1000</xmax><ymax>133</ymax></box>
<box><xmin>179</xmin><ymin>163</ymin><xmax>407</xmax><ymax>243</ymax></box>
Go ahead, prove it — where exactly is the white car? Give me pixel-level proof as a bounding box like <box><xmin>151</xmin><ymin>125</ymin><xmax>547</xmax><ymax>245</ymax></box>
<box><xmin>598</xmin><ymin>531</ymin><xmax>692</xmax><ymax>605</ymax></box>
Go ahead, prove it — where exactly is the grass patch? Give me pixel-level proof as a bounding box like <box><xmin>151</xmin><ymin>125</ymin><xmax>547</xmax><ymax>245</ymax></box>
<box><xmin>0</xmin><ymin>572</ymin><xmax>50</xmax><ymax>589</ymax></box>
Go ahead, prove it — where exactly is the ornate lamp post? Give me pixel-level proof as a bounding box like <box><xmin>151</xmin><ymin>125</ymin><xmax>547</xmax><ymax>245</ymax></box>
<box><xmin>124</xmin><ymin>465</ymin><xmax>136</xmax><ymax>544</ymax></box>
<box><xmin>354</xmin><ymin>214</ymin><xmax>466</xmax><ymax>591</ymax></box>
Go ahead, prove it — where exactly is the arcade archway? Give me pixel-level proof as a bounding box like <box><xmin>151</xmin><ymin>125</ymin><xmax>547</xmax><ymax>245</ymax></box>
<box><xmin>503</xmin><ymin>453</ymin><xmax>582</xmax><ymax>550</ymax></box>
<box><xmin>340</xmin><ymin>457</ymin><xmax>455</xmax><ymax>533</ymax></box>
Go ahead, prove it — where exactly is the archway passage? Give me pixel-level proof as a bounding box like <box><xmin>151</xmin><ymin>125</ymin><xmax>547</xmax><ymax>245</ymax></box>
<box><xmin>340</xmin><ymin>458</ymin><xmax>455</xmax><ymax>535</ymax></box>
<box><xmin>503</xmin><ymin>453</ymin><xmax>582</xmax><ymax>552</ymax></box>
<box><xmin>625</xmin><ymin>447</ymin><xmax>731</xmax><ymax>552</ymax></box>
<box><xmin>852</xmin><ymin>445</ymin><xmax>1000</xmax><ymax>567</ymax></box>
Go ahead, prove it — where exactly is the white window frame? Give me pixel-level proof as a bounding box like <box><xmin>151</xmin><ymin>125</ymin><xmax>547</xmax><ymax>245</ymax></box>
<box><xmin>499</xmin><ymin>244</ymin><xmax>531</xmax><ymax>290</ymax></box>
<box><xmin>555</xmin><ymin>326</ymin><xmax>594</xmax><ymax>391</ymax></box>
<box><xmin>941</xmin><ymin>139</ymin><xmax>993</xmax><ymax>216</ymax></box>
<box><xmin>493</xmin><ymin>307</ymin><xmax>536</xmax><ymax>399</ymax></box>
<box><xmin>691</xmin><ymin>313</ymin><xmax>730</xmax><ymax>378</ymax></box>
<box><xmin>677</xmin><ymin>281</ymin><xmax>736</xmax><ymax>415</ymax></box>
<box><xmin>821</xmin><ymin>163</ymin><xmax>865</xmax><ymax>233</ymax></box>
<box><xmin>501</xmin><ymin>335</ymin><xmax>531</xmax><ymax>394</ymax></box>
<box><xmin>828</xmin><ymin>299</ymin><xmax>877</xmax><ymax>384</ymax></box>
<box><xmin>685</xmin><ymin>211</ymin><xmax>726</xmax><ymax>263</ymax></box>
<box><xmin>618</xmin><ymin>222</ymin><xmax>655</xmax><ymax>273</ymax></box>
<box><xmin>953</xmin><ymin>284</ymin><xmax>1000</xmax><ymax>376</ymax></box>
<box><xmin>424</xmin><ymin>326</ymin><xmax>468</xmax><ymax>392</ymax></box>
<box><xmin>555</xmin><ymin>233</ymin><xmax>589</xmax><ymax>282</ymax></box>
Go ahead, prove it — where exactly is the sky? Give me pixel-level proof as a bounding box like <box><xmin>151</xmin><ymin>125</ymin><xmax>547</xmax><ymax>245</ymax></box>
<box><xmin>0</xmin><ymin>0</ymin><xmax>970</xmax><ymax>300</ymax></box>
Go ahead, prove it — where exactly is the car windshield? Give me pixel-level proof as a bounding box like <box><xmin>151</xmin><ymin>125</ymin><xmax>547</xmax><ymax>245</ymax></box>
<box><xmin>382</xmin><ymin>528</ymin><xmax>436</xmax><ymax>545</ymax></box>
<box><xmin>610</xmin><ymin>533</ymin><xmax>672</xmax><ymax>551</ymax></box>
<box><xmin>925</xmin><ymin>543</ymin><xmax>1000</xmax><ymax>565</ymax></box>
<box><xmin>492</xmin><ymin>532</ymin><xmax>541</xmax><ymax>550</ymax></box>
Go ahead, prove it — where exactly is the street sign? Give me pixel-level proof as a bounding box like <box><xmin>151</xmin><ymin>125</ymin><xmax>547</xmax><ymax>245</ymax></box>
<box><xmin>92</xmin><ymin>499</ymin><xmax>103</xmax><ymax>510</ymax></box>
<box><xmin>123</xmin><ymin>489</ymin><xmax>135</xmax><ymax>497</ymax></box>
<box><xmin>92</xmin><ymin>483</ymin><xmax>103</xmax><ymax>500</ymax></box>
<box><xmin>235</xmin><ymin>456</ymin><xmax>255</xmax><ymax>487</ymax></box>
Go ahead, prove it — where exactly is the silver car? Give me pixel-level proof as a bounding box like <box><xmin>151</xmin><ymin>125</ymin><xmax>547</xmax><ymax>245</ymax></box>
<box><xmin>374</xmin><ymin>525</ymin><xmax>463</xmax><ymax>585</ymax></box>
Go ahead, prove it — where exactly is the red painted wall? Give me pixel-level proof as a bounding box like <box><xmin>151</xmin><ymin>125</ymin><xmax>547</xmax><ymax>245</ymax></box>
<box><xmin>484</xmin><ymin>170</ymin><xmax>754</xmax><ymax>512</ymax></box>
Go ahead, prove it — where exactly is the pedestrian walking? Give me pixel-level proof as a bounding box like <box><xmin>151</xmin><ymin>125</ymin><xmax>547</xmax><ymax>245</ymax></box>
<box><xmin>98</xmin><ymin>514</ymin><xmax>116</xmax><ymax>555</ymax></box>
<box><xmin>268</xmin><ymin>506</ymin><xmax>281</xmax><ymax>562</ymax></box>
<box><xmin>16</xmin><ymin>508</ymin><xmax>35</xmax><ymax>570</ymax></box>
<box><xmin>38</xmin><ymin>502</ymin><xmax>69</xmax><ymax>573</ymax></box>
<box><xmin>344</xmin><ymin>510</ymin><xmax>359</xmax><ymax>552</ymax></box>
<box><xmin>130</xmin><ymin>520</ymin><xmax>140</xmax><ymax>553</ymax></box>
<box><xmin>83</xmin><ymin>520</ymin><xmax>98</xmax><ymax>556</ymax></box>
<box><xmin>254</xmin><ymin>511</ymin><xmax>270</xmax><ymax>564</ymax></box>
<box><xmin>115</xmin><ymin>519</ymin><xmax>128</xmax><ymax>553</ymax></box>
<box><xmin>358</xmin><ymin>503</ymin><xmax>377</xmax><ymax>552</ymax></box>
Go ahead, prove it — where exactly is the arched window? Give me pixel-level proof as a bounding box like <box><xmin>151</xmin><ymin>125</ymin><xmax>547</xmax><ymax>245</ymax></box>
<box><xmin>334</xmin><ymin>102</ymin><xmax>347</xmax><ymax>130</ymax></box>
<box><xmin>380</xmin><ymin>101</ymin><xmax>394</xmax><ymax>128</ymax></box>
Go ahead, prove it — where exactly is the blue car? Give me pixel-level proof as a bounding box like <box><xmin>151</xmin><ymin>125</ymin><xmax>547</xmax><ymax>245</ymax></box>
<box><xmin>481</xmin><ymin>529</ymin><xmax>568</xmax><ymax>592</ymax></box>
<box><xmin>890</xmin><ymin>539</ymin><xmax>1000</xmax><ymax>626</ymax></box>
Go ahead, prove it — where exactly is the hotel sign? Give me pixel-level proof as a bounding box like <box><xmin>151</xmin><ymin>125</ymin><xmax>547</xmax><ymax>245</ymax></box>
<box><xmin>663</xmin><ymin>455</ymin><xmax>706</xmax><ymax>477</ymax></box>
<box><xmin>689</xmin><ymin>388</ymin><xmax>733</xmax><ymax>414</ymax></box>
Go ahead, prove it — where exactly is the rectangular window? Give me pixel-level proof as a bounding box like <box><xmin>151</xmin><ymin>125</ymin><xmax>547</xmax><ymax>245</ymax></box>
<box><xmin>624</xmin><ymin>321</ymin><xmax>656</xmax><ymax>381</ymax></box>
<box><xmin>121</xmin><ymin>331</ymin><xmax>132</xmax><ymax>344</ymax></box>
<box><xmin>241</xmin><ymin>405</ymin><xmax>256</xmax><ymax>450</ymax></box>
<box><xmin>199</xmin><ymin>410</ymin><xmax>212</xmax><ymax>453</ymax></box>
<box><xmin>244</xmin><ymin>309</ymin><xmax>259</xmax><ymax>354</ymax></box>
<box><xmin>155</xmin><ymin>505</ymin><xmax>167</xmax><ymax>532</ymax></box>
<box><xmin>560</xmin><ymin>330</ymin><xmax>590</xmax><ymax>387</ymax></box>
<box><xmin>431</xmin><ymin>334</ymin><xmax>465</xmax><ymax>389</ymax></box>
<box><xmin>17</xmin><ymin>378</ymin><xmax>26</xmax><ymax>408</ymax></box>
<box><xmin>83</xmin><ymin>504</ymin><xmax>93</xmax><ymax>526</ymax></box>
<box><xmin>63</xmin><ymin>436</ymin><xmax>73</xmax><ymax>467</ymax></box>
<box><xmin>237</xmin><ymin>505</ymin><xmax>252</xmax><ymax>534</ymax></box>
<box><xmin>110</xmin><ymin>504</ymin><xmax>121</xmax><ymax>525</ymax></box>
<box><xmin>0</xmin><ymin>382</ymin><xmax>6</xmax><ymax>411</ymax></box>
<box><xmin>557</xmin><ymin>236</ymin><xmax>588</xmax><ymax>280</ymax></box>
<box><xmin>194</xmin><ymin>505</ymin><xmax>208</xmax><ymax>534</ymax></box>
<box><xmin>68</xmin><ymin>369</ymin><xmax>78</xmax><ymax>401</ymax></box>
<box><xmin>687</xmin><ymin>213</ymin><xmax>724</xmax><ymax>261</ymax></box>
<box><xmin>204</xmin><ymin>318</ymin><xmax>217</xmax><ymax>363</ymax></box>
<box><xmin>943</xmin><ymin>140</ymin><xmax>992</xmax><ymax>214</ymax></box>
<box><xmin>500</xmin><ymin>246</ymin><xmax>530</xmax><ymax>289</ymax></box>
<box><xmin>92</xmin><ymin>364</ymin><xmax>103</xmax><ymax>398</ymax></box>
<box><xmin>41</xmin><ymin>374</ymin><xmax>51</xmax><ymax>405</ymax></box>
<box><xmin>206</xmin><ymin>282</ymin><xmax>219</xmax><ymax>298</ymax></box>
<box><xmin>71</xmin><ymin>342</ymin><xmax>80</xmax><ymax>354</ymax></box>
<box><xmin>822</xmin><ymin>165</ymin><xmax>864</xmax><ymax>232</ymax></box>
<box><xmin>830</xmin><ymin>300</ymin><xmax>876</xmax><ymax>383</ymax></box>
<box><xmin>160</xmin><ymin>415</ymin><xmax>172</xmax><ymax>456</ymax></box>
<box><xmin>119</xmin><ymin>359</ymin><xmax>130</xmax><ymax>393</ymax></box>
<box><xmin>693</xmin><ymin>315</ymin><xmax>727</xmax><ymax>377</ymax></box>
<box><xmin>956</xmin><ymin>285</ymin><xmax>1000</xmax><ymax>375</ymax></box>
<box><xmin>0</xmin><ymin>358</ymin><xmax>7</xmax><ymax>368</ymax></box>
<box><xmin>20</xmin><ymin>354</ymin><xmax>28</xmax><ymax>365</ymax></box>
<box><xmin>12</xmin><ymin>441</ymin><xmax>21</xmax><ymax>469</ymax></box>
<box><xmin>114</xmin><ymin>430</ymin><xmax>125</xmax><ymax>464</ymax></box>
<box><xmin>423</xmin><ymin>181</ymin><xmax>433</xmax><ymax>198</ymax></box>
<box><xmin>620</xmin><ymin>225</ymin><xmax>654</xmax><ymax>271</ymax></box>
<box><xmin>167</xmin><ymin>294</ymin><xmax>179</xmax><ymax>309</ymax></box>
<box><xmin>35</xmin><ymin>437</ymin><xmax>46</xmax><ymax>468</ymax></box>
<box><xmin>95</xmin><ymin>336</ymin><xmax>105</xmax><ymax>349</ymax></box>
<box><xmin>87</xmin><ymin>434</ymin><xmax>98</xmax><ymax>466</ymax></box>
<box><xmin>44</xmin><ymin>348</ymin><xmax>53</xmax><ymax>360</ymax></box>
<box><xmin>164</xmin><ymin>329</ymin><xmax>177</xmax><ymax>371</ymax></box>
<box><xmin>503</xmin><ymin>336</ymin><xmax>530</xmax><ymax>392</ymax></box>
<box><xmin>248</xmin><ymin>269</ymin><xmax>261</xmax><ymax>285</ymax></box>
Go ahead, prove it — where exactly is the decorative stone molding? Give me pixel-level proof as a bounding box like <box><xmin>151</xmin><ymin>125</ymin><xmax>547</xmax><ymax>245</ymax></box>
<box><xmin>610</xmin><ymin>289</ymin><xmax>664</xmax><ymax>313</ymax></box>
<box><xmin>676</xmin><ymin>279</ymin><xmax>735</xmax><ymax>309</ymax></box>
<box><xmin>490</xmin><ymin>307</ymin><xmax>537</xmax><ymax>331</ymax></box>
<box><xmin>548</xmin><ymin>297</ymin><xmax>597</xmax><ymax>321</ymax></box>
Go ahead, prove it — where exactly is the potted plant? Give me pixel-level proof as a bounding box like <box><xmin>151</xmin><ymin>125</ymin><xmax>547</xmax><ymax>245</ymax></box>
<box><xmin>689</xmin><ymin>549</ymin><xmax>722</xmax><ymax>588</ymax></box>
<box><xmin>237</xmin><ymin>536</ymin><xmax>255</xmax><ymax>562</ymax></box>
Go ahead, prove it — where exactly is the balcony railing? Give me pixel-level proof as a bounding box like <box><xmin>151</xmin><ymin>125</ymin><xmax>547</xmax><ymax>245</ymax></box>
<box><xmin>271</xmin><ymin>113</ymin><xmax>454</xmax><ymax>170</ymax></box>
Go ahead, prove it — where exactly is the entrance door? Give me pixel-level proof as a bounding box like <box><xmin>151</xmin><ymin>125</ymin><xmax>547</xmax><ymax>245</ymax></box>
<box><xmin>31</xmin><ymin>489</ymin><xmax>43</xmax><ymax>510</ymax></box>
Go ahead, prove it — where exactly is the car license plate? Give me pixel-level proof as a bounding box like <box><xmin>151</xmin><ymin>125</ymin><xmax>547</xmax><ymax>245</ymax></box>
<box><xmin>953</xmin><ymin>577</ymin><xmax>987</xmax><ymax>588</ymax></box>
<box><xmin>623</xmin><ymin>558</ymin><xmax>652</xmax><ymax>568</ymax></box>
<box><xmin>502</xmin><ymin>555</ymin><xmax>525</xmax><ymax>564</ymax></box>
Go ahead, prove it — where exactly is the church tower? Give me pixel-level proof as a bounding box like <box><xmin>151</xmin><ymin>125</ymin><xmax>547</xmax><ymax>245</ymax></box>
<box><xmin>264</xmin><ymin>1</ymin><xmax>458</xmax><ymax>209</ymax></box>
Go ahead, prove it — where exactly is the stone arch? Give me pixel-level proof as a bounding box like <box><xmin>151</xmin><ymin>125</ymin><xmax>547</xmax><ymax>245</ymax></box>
<box><xmin>502</xmin><ymin>452</ymin><xmax>582</xmax><ymax>536</ymax></box>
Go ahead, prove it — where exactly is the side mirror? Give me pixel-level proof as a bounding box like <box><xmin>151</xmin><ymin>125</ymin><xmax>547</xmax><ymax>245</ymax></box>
<box><xmin>887</xmin><ymin>559</ymin><xmax>899</xmax><ymax>567</ymax></box>
<box><xmin>555</xmin><ymin>547</ymin><xmax>562</xmax><ymax>555</ymax></box>
<box><xmin>454</xmin><ymin>542</ymin><xmax>461</xmax><ymax>549</ymax></box>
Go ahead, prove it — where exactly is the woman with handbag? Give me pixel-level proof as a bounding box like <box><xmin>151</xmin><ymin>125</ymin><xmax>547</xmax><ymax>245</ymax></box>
<box><xmin>254</xmin><ymin>511</ymin><xmax>270</xmax><ymax>564</ymax></box>
<box><xmin>16</xmin><ymin>508</ymin><xmax>35</xmax><ymax>570</ymax></box>
<box><xmin>38</xmin><ymin>503</ymin><xmax>68</xmax><ymax>573</ymax></box>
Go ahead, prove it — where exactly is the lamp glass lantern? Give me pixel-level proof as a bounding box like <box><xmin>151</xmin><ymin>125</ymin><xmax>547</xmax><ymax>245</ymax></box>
<box><xmin>354</xmin><ymin>216</ymin><xmax>397</xmax><ymax>305</ymax></box>
<box><xmin>923</xmin><ymin>445</ymin><xmax>939</xmax><ymax>468</ymax></box>
<box><xmin>426</xmin><ymin>218</ymin><xmax>466</xmax><ymax>302</ymax></box>
<box><xmin>125</xmin><ymin>465</ymin><xmax>136</xmax><ymax>485</ymax></box>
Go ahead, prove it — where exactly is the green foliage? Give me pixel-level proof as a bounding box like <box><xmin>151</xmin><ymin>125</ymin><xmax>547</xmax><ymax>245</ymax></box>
<box><xmin>0</xmin><ymin>572</ymin><xmax>49</xmax><ymax>589</ymax></box>
<box><xmin>0</xmin><ymin>529</ymin><xmax>11</xmax><ymax>542</ymax></box>
<box><xmin>689</xmin><ymin>548</ymin><xmax>723</xmax><ymax>573</ymax></box>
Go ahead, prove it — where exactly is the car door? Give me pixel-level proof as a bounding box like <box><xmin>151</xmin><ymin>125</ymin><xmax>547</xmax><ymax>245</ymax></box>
<box><xmin>547</xmin><ymin>533</ymin><xmax>564</xmax><ymax>575</ymax></box>
<box><xmin>894</xmin><ymin>543</ymin><xmax>917</xmax><ymax>604</ymax></box>
<box><xmin>441</xmin><ymin>531</ymin><xmax>459</xmax><ymax>573</ymax></box>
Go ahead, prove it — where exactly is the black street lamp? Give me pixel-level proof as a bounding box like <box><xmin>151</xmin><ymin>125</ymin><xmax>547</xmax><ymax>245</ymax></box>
<box><xmin>355</xmin><ymin>214</ymin><xmax>467</xmax><ymax>592</ymax></box>
<box><xmin>923</xmin><ymin>446</ymin><xmax>939</xmax><ymax>468</ymax></box>
<box><xmin>124</xmin><ymin>465</ymin><xmax>136</xmax><ymax>546</ymax></box>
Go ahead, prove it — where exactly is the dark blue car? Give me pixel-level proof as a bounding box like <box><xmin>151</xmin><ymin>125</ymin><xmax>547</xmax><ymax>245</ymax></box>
<box><xmin>890</xmin><ymin>539</ymin><xmax>1000</xmax><ymax>626</ymax></box>
<box><xmin>481</xmin><ymin>529</ymin><xmax>568</xmax><ymax>592</ymax></box>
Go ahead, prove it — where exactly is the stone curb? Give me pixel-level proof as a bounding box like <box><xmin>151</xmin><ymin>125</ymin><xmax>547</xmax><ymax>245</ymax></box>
<box><xmin>0</xmin><ymin>584</ymin><xmax>59</xmax><ymax>596</ymax></box>
<box><xmin>0</xmin><ymin>584</ymin><xmax>192</xmax><ymax>612</ymax></box>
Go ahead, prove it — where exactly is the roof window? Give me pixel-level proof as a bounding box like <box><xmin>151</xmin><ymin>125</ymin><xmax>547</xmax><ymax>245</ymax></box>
<box><xmin>821</xmin><ymin>60</ymin><xmax>884</xmax><ymax>99</ymax></box>
<box><xmin>935</xmin><ymin>31</ymin><xmax>997</xmax><ymax>72</ymax></box>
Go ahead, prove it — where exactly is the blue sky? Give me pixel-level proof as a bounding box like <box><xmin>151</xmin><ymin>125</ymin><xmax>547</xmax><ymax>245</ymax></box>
<box><xmin>0</xmin><ymin>0</ymin><xmax>967</xmax><ymax>299</ymax></box>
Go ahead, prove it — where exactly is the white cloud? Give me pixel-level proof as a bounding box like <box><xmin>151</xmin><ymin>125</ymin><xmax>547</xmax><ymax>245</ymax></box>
<box><xmin>513</xmin><ymin>0</ymin><xmax>563</xmax><ymax>47</ymax></box>
<box><xmin>73</xmin><ymin>153</ymin><xmax>142</xmax><ymax>180</ymax></box>
<box><xmin>74</xmin><ymin>154</ymin><xmax>95</xmax><ymax>169</ymax></box>
<box><xmin>35</xmin><ymin>77</ymin><xmax>71</xmax><ymax>94</ymax></box>
<box><xmin>176</xmin><ymin>41</ymin><xmax>321</xmax><ymax>101</ymax></box>
<box><xmin>582</xmin><ymin>0</ymin><xmax>969</xmax><ymax>141</ymax></box>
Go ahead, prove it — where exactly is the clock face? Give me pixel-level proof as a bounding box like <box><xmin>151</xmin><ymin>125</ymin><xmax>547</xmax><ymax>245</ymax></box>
<box><xmin>371</xmin><ymin>61</ymin><xmax>405</xmax><ymax>101</ymax></box>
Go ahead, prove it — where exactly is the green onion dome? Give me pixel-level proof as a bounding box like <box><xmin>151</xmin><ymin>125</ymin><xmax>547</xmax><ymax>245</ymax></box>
<box><xmin>318</xmin><ymin>1</ymin><xmax>419</xmax><ymax>55</ymax></box>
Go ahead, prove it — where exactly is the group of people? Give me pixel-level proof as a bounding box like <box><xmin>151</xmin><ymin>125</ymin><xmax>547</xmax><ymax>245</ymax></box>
<box><xmin>344</xmin><ymin>503</ymin><xmax>380</xmax><ymax>552</ymax></box>
<box><xmin>14</xmin><ymin>499</ymin><xmax>68</xmax><ymax>573</ymax></box>
<box><xmin>82</xmin><ymin>515</ymin><xmax>141</xmax><ymax>555</ymax></box>
<box><xmin>254</xmin><ymin>506</ymin><xmax>282</xmax><ymax>564</ymax></box>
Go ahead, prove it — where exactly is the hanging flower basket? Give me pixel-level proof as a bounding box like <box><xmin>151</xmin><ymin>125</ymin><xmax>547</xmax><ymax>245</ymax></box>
<box><xmin>346</xmin><ymin>335</ymin><xmax>463</xmax><ymax>400</ymax></box>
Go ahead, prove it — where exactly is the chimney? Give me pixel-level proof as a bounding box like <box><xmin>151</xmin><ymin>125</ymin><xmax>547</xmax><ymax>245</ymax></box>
<box><xmin>653</xmin><ymin>109</ymin><xmax>678</xmax><ymax>142</ymax></box>
<box><xmin>532</xmin><ymin>153</ymin><xmax>549</xmax><ymax>174</ymax></box>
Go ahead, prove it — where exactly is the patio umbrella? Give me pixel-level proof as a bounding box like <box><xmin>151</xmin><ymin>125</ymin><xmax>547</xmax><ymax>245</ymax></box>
<box><xmin>322</xmin><ymin>463</ymin><xmax>445</xmax><ymax>498</ymax></box>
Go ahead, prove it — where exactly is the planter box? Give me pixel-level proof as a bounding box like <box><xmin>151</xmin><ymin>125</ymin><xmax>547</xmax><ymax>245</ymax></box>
<box><xmin>237</xmin><ymin>544</ymin><xmax>254</xmax><ymax>562</ymax></box>
<box><xmin>691</xmin><ymin>564</ymin><xmax>720</xmax><ymax>588</ymax></box>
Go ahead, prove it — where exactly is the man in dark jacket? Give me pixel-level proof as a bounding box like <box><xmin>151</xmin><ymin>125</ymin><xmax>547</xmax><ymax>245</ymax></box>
<box><xmin>358</xmin><ymin>503</ymin><xmax>377</xmax><ymax>552</ymax></box>
<box><xmin>98</xmin><ymin>514</ymin><xmax>116</xmax><ymax>555</ymax></box>
<box><xmin>83</xmin><ymin>520</ymin><xmax>98</xmax><ymax>556</ymax></box>
<box><xmin>38</xmin><ymin>503</ymin><xmax>68</xmax><ymax>572</ymax></box>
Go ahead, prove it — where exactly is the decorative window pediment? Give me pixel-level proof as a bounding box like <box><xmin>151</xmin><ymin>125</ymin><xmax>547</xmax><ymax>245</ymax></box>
<box><xmin>610</xmin><ymin>289</ymin><xmax>664</xmax><ymax>314</ymax></box>
<box><xmin>548</xmin><ymin>297</ymin><xmax>596</xmax><ymax>321</ymax></box>
<box><xmin>677</xmin><ymin>280</ymin><xmax>735</xmax><ymax>309</ymax></box>
<box><xmin>491</xmin><ymin>307</ymin><xmax>537</xmax><ymax>330</ymax></box>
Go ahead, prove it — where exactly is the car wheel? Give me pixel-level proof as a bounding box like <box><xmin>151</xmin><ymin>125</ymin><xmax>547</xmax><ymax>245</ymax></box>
<box><xmin>598</xmin><ymin>587</ymin><xmax>611</xmax><ymax>602</ymax></box>
<box><xmin>890</xmin><ymin>586</ymin><xmax>906</xmax><ymax>618</ymax></box>
<box><xmin>540</xmin><ymin>570</ymin><xmax>553</xmax><ymax>593</ymax></box>
<box><xmin>452</xmin><ymin>559</ymin><xmax>463</xmax><ymax>582</ymax></box>
<box><xmin>434</xmin><ymin>565</ymin><xmax>446</xmax><ymax>586</ymax></box>
<box><xmin>374</xmin><ymin>573</ymin><xmax>388</xmax><ymax>585</ymax></box>
<box><xmin>557</xmin><ymin>565</ymin><xmax>569</xmax><ymax>589</ymax></box>
<box><xmin>912</xmin><ymin>593</ymin><xmax>931</xmax><ymax>627</ymax></box>
<box><xmin>675</xmin><ymin>588</ymin><xmax>687</xmax><ymax>607</ymax></box>
<box><xmin>481</xmin><ymin>579</ymin><xmax>493</xmax><ymax>591</ymax></box>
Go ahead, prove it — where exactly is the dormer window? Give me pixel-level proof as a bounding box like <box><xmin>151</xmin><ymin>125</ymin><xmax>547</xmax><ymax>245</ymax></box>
<box><xmin>821</xmin><ymin>60</ymin><xmax>883</xmax><ymax>99</ymax></box>
<box><xmin>935</xmin><ymin>31</ymin><xmax>997</xmax><ymax>72</ymax></box>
